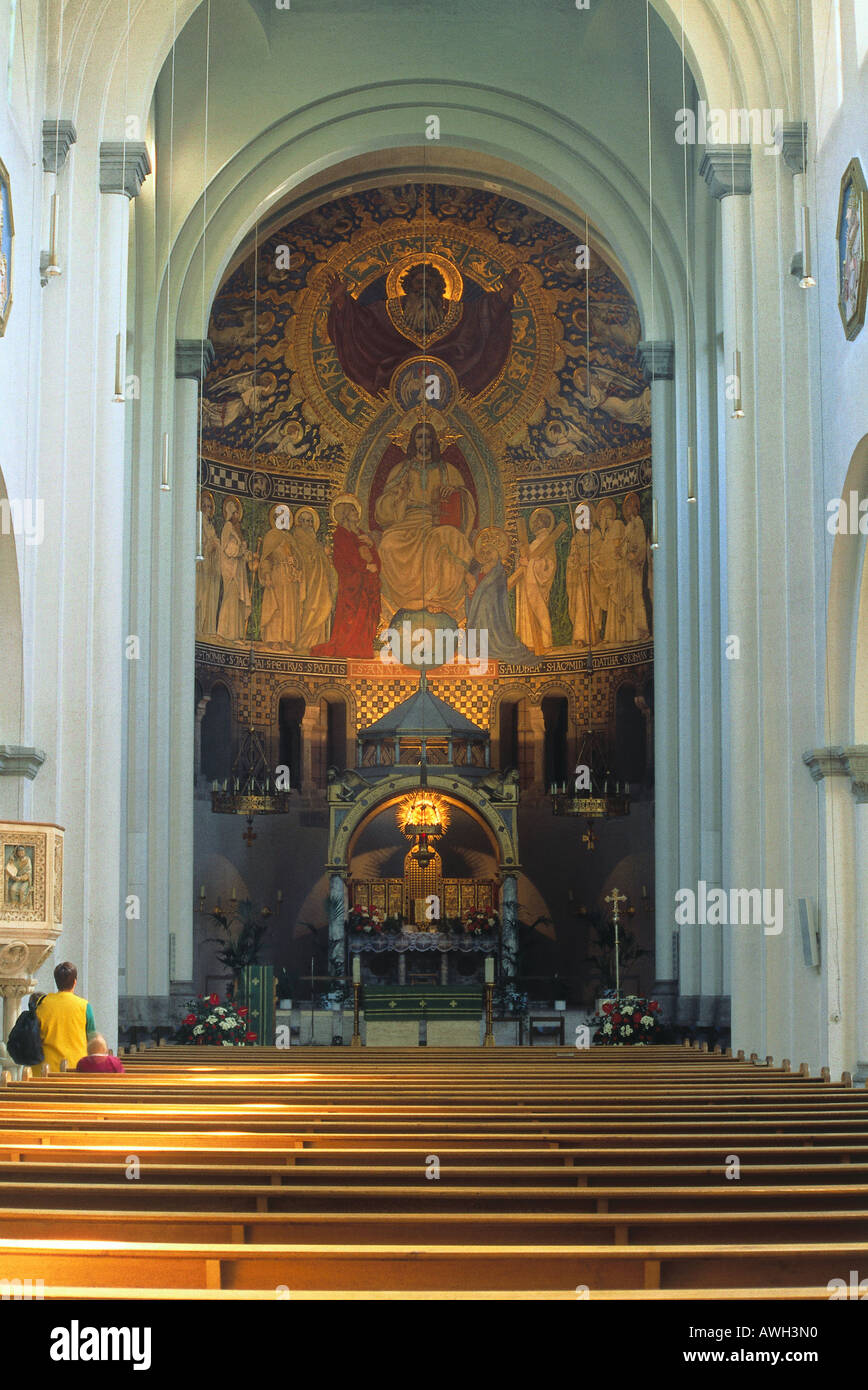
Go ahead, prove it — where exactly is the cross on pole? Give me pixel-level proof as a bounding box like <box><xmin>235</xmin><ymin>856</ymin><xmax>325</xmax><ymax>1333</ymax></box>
<box><xmin>604</xmin><ymin>887</ymin><xmax>627</xmax><ymax>997</ymax></box>
<box><xmin>242</xmin><ymin>817</ymin><xmax>257</xmax><ymax>848</ymax></box>
<box><xmin>581</xmin><ymin>823</ymin><xmax>596</xmax><ymax>851</ymax></box>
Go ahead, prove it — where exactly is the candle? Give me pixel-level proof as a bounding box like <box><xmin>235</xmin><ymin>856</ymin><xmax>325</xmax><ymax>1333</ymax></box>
<box><xmin>277</xmin><ymin>889</ymin><xmax>283</xmax><ymax>903</ymax></box>
<box><xmin>212</xmin><ymin>781</ymin><xmax>217</xmax><ymax>792</ymax></box>
<box><xmin>352</xmin><ymin>956</ymin><xmax>361</xmax><ymax>983</ymax></box>
<box><xmin>484</xmin><ymin>957</ymin><xmax>494</xmax><ymax>983</ymax></box>
<box><xmin>231</xmin><ymin>887</ymin><xmax>237</xmax><ymax>903</ymax></box>
<box><xmin>199</xmin><ymin>885</ymin><xmax>205</xmax><ymax>899</ymax></box>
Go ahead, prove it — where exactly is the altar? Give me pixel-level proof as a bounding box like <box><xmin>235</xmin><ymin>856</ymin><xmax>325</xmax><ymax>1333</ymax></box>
<box><xmin>347</xmin><ymin>927</ymin><xmax>498</xmax><ymax>984</ymax></box>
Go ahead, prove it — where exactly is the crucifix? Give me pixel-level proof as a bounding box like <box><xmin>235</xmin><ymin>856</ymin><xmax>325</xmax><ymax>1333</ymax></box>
<box><xmin>604</xmin><ymin>887</ymin><xmax>627</xmax><ymax>996</ymax></box>
<box><xmin>242</xmin><ymin>816</ymin><xmax>257</xmax><ymax>848</ymax></box>
<box><xmin>582</xmin><ymin>821</ymin><xmax>596</xmax><ymax>851</ymax></box>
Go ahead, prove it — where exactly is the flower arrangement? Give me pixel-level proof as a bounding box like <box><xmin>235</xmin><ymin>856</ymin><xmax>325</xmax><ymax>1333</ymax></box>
<box><xmin>174</xmin><ymin>994</ymin><xmax>257</xmax><ymax>1046</ymax></box>
<box><xmin>347</xmin><ymin>904</ymin><xmax>384</xmax><ymax>933</ymax></box>
<box><xmin>464</xmin><ymin>908</ymin><xmax>499</xmax><ymax>935</ymax></box>
<box><xmin>591</xmin><ymin>992</ymin><xmax>661</xmax><ymax>1045</ymax></box>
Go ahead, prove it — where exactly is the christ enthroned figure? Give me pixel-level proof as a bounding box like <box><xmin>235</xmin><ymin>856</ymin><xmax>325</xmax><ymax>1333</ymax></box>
<box><xmin>374</xmin><ymin>422</ymin><xmax>475</xmax><ymax>625</ymax></box>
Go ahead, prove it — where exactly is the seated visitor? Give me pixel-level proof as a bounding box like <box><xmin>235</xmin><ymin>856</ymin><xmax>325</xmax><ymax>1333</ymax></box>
<box><xmin>76</xmin><ymin>1034</ymin><xmax>124</xmax><ymax>1074</ymax></box>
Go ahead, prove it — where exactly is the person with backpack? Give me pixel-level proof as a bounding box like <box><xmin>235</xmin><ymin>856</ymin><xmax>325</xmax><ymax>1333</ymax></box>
<box><xmin>36</xmin><ymin>962</ymin><xmax>96</xmax><ymax>1072</ymax></box>
<box><xmin>5</xmin><ymin>992</ymin><xmax>45</xmax><ymax>1073</ymax></box>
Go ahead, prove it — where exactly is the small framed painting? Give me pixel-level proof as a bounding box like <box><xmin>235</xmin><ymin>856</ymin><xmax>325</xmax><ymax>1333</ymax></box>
<box><xmin>836</xmin><ymin>157</ymin><xmax>868</xmax><ymax>341</ymax></box>
<box><xmin>0</xmin><ymin>156</ymin><xmax>13</xmax><ymax>337</ymax></box>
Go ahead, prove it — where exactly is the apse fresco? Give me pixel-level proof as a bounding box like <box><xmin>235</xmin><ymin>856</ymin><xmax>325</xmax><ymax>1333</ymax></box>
<box><xmin>197</xmin><ymin>184</ymin><xmax>652</xmax><ymax>687</ymax></box>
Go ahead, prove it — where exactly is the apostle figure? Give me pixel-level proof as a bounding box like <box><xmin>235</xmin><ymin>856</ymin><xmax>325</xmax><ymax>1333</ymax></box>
<box><xmin>290</xmin><ymin>506</ymin><xmax>338</xmax><ymax>652</ymax></box>
<box><xmin>5</xmin><ymin>846</ymin><xmax>33</xmax><ymax>905</ymax></box>
<box><xmin>256</xmin><ymin>504</ymin><xmax>302</xmax><ymax>648</ymax></box>
<box><xmin>620</xmin><ymin>491</ymin><xmax>650</xmax><ymax>641</ymax></box>
<box><xmin>311</xmin><ymin>495</ymin><xmax>381</xmax><ymax>659</ymax></box>
<box><xmin>509</xmin><ymin>507</ymin><xmax>566</xmax><ymax>654</ymax></box>
<box><xmin>591</xmin><ymin>497</ymin><xmax>626</xmax><ymax>643</ymax></box>
<box><xmin>195</xmin><ymin>491</ymin><xmax>221</xmax><ymax>637</ymax></box>
<box><xmin>216</xmin><ymin>496</ymin><xmax>254</xmax><ymax>642</ymax></box>
<box><xmin>466</xmin><ymin>528</ymin><xmax>534</xmax><ymax>662</ymax></box>
<box><xmin>327</xmin><ymin>260</ymin><xmax>522</xmax><ymax>398</ymax></box>
<box><xmin>565</xmin><ymin>503</ymin><xmax>598</xmax><ymax>647</ymax></box>
<box><xmin>374</xmin><ymin>421</ymin><xmax>475</xmax><ymax>624</ymax></box>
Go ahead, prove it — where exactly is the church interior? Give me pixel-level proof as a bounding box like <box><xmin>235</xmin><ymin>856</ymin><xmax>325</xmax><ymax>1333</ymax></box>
<box><xmin>0</xmin><ymin>0</ymin><xmax>866</xmax><ymax>1319</ymax></box>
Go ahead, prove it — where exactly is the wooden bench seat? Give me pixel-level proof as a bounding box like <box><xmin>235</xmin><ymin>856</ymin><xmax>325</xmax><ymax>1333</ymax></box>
<box><xmin>1</xmin><ymin>1178</ymin><xmax>865</xmax><ymax>1215</ymax></box>
<box><xmin>4</xmin><ymin>1204</ymin><xmax>868</xmax><ymax>1247</ymax></box>
<box><xmin>2</xmin><ymin>1237</ymin><xmax>866</xmax><ymax>1291</ymax></box>
<box><xmin>30</xmin><ymin>1284</ymin><xmax>837</xmax><ymax>1301</ymax></box>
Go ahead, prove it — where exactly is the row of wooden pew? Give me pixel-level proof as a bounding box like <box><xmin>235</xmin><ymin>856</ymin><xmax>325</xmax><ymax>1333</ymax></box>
<box><xmin>0</xmin><ymin>1044</ymin><xmax>866</xmax><ymax>1299</ymax></box>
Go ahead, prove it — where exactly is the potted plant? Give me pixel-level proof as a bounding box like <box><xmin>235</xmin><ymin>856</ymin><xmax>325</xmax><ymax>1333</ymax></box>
<box><xmin>206</xmin><ymin>900</ymin><xmax>273</xmax><ymax>989</ymax></box>
<box><xmin>591</xmin><ymin>992</ymin><xmax>661</xmax><ymax>1045</ymax></box>
<box><xmin>174</xmin><ymin>994</ymin><xmax>257</xmax><ymax>1046</ymax></box>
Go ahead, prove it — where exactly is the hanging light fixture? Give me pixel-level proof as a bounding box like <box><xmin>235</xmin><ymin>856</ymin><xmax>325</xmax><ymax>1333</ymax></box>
<box><xmin>160</xmin><ymin>431</ymin><xmax>171</xmax><ymax>491</ymax></box>
<box><xmin>798</xmin><ymin>205</ymin><xmax>816</xmax><ymax>288</ymax></box>
<box><xmin>551</xmin><ymin>727</ymin><xmax>630</xmax><ymax>852</ymax></box>
<box><xmin>397</xmin><ymin>762</ymin><xmax>449</xmax><ymax>869</ymax></box>
<box><xmin>46</xmin><ymin>193</ymin><xmax>62</xmax><ymax>278</ymax></box>
<box><xmin>730</xmin><ymin>348</ymin><xmax>745</xmax><ymax>418</ymax></box>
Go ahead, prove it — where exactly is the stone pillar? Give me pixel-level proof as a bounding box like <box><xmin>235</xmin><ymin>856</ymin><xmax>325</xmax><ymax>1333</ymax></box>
<box><xmin>844</xmin><ymin>749</ymin><xmax>868</xmax><ymax>1079</ymax></box>
<box><xmin>166</xmin><ymin>341</ymin><xmax>214</xmax><ymax>991</ymax></box>
<box><xmin>302</xmin><ymin>705</ymin><xmax>325</xmax><ymax>791</ymax></box>
<box><xmin>501</xmin><ymin>873</ymin><xmax>518</xmax><ymax>981</ymax></box>
<box><xmin>194</xmin><ymin>695</ymin><xmax>211</xmax><ymax>780</ymax></box>
<box><xmin>440</xmin><ymin>952</ymin><xmax>448</xmax><ymax>985</ymax></box>
<box><xmin>700</xmin><ymin>145</ymin><xmax>762</xmax><ymax>1054</ymax></box>
<box><xmin>636</xmin><ymin>342</ymin><xmax>678</xmax><ymax>1023</ymax></box>
<box><xmin>328</xmin><ymin>873</ymin><xmax>346</xmax><ymax>978</ymax></box>
<box><xmin>518</xmin><ymin>703</ymin><xmax>545</xmax><ymax>798</ymax></box>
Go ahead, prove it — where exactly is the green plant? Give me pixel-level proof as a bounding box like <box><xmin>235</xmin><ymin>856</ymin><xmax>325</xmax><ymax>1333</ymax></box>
<box><xmin>206</xmin><ymin>900</ymin><xmax>272</xmax><ymax>979</ymax></box>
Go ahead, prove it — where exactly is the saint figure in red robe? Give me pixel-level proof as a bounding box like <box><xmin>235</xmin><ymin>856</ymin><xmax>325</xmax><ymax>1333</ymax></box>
<box><xmin>311</xmin><ymin>496</ymin><xmax>381</xmax><ymax>659</ymax></box>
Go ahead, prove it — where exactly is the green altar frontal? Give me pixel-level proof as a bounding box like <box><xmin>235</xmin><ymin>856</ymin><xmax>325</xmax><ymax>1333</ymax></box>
<box><xmin>364</xmin><ymin>985</ymin><xmax>482</xmax><ymax>1022</ymax></box>
<box><xmin>237</xmin><ymin>965</ymin><xmax>275</xmax><ymax>1045</ymax></box>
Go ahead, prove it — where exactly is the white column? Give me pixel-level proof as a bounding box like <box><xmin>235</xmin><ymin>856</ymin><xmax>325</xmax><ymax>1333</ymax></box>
<box><xmin>169</xmin><ymin>342</ymin><xmax>214</xmax><ymax>989</ymax></box>
<box><xmin>636</xmin><ymin>343</ymin><xmax>678</xmax><ymax>1023</ymax></box>
<box><xmin>32</xmin><ymin>139</ymin><xmax>150</xmax><ymax>1049</ymax></box>
<box><xmin>700</xmin><ymin>146</ymin><xmax>764</xmax><ymax>1058</ymax></box>
<box><xmin>845</xmin><ymin>751</ymin><xmax>868</xmax><ymax>1076</ymax></box>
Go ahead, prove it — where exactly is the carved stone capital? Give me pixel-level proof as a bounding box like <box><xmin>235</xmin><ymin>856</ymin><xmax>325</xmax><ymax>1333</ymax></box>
<box><xmin>636</xmin><ymin>341</ymin><xmax>674</xmax><ymax>381</ymax></box>
<box><xmin>842</xmin><ymin>745</ymin><xmax>868</xmax><ymax>803</ymax></box>
<box><xmin>779</xmin><ymin>121</ymin><xmax>808</xmax><ymax>176</ymax></box>
<box><xmin>176</xmin><ymin>339</ymin><xmax>215</xmax><ymax>381</ymax></box>
<box><xmin>0</xmin><ymin>746</ymin><xmax>46</xmax><ymax>780</ymax></box>
<box><xmin>802</xmin><ymin>747</ymin><xmax>848</xmax><ymax>782</ymax></box>
<box><xmin>99</xmin><ymin>142</ymin><xmax>151</xmax><ymax>198</ymax></box>
<box><xmin>699</xmin><ymin>145</ymin><xmax>752</xmax><ymax>199</ymax></box>
<box><xmin>42</xmin><ymin>120</ymin><xmax>77</xmax><ymax>174</ymax></box>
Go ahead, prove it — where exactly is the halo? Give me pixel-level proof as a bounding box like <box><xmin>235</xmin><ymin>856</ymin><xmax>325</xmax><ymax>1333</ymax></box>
<box><xmin>268</xmin><ymin>502</ymin><xmax>293</xmax><ymax>529</ymax></box>
<box><xmin>622</xmin><ymin>491</ymin><xmax>641</xmax><ymax>514</ymax></box>
<box><xmin>329</xmin><ymin>493</ymin><xmax>362</xmax><ymax>525</ymax></box>
<box><xmin>387</xmin><ymin>407</ymin><xmax>463</xmax><ymax>453</ymax></box>
<box><xmin>529</xmin><ymin>506</ymin><xmax>556</xmax><ymax>533</ymax></box>
<box><xmin>199</xmin><ymin>489</ymin><xmax>215</xmax><ymax>515</ymax></box>
<box><xmin>222</xmin><ymin>495</ymin><xmax>243</xmax><ymax>521</ymax></box>
<box><xmin>294</xmin><ymin>505</ymin><xmax>320</xmax><ymax>532</ymax></box>
<box><xmin>474</xmin><ymin>527</ymin><xmax>512</xmax><ymax>563</ymax></box>
<box><xmin>385</xmin><ymin>250</ymin><xmax>463</xmax><ymax>305</ymax></box>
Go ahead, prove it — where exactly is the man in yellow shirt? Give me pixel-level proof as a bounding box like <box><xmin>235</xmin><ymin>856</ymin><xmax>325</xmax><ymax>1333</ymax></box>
<box><xmin>36</xmin><ymin>962</ymin><xmax>96</xmax><ymax>1072</ymax></box>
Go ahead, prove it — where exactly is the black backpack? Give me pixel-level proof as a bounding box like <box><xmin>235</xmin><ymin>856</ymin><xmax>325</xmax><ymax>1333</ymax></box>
<box><xmin>6</xmin><ymin>999</ymin><xmax>44</xmax><ymax>1067</ymax></box>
